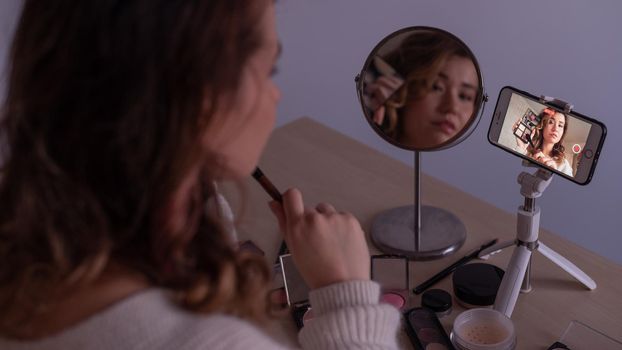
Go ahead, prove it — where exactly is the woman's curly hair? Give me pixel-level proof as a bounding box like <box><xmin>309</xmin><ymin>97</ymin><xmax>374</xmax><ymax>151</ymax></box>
<box><xmin>0</xmin><ymin>0</ymin><xmax>272</xmax><ymax>335</ymax></box>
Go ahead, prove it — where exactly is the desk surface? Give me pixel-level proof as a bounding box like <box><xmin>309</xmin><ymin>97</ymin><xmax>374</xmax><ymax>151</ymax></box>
<box><xmin>228</xmin><ymin>117</ymin><xmax>622</xmax><ymax>349</ymax></box>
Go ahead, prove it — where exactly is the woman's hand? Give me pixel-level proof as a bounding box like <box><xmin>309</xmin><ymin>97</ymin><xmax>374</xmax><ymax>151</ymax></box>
<box><xmin>532</xmin><ymin>151</ymin><xmax>558</xmax><ymax>169</ymax></box>
<box><xmin>372</xmin><ymin>105</ymin><xmax>386</xmax><ymax>125</ymax></box>
<box><xmin>365</xmin><ymin>75</ymin><xmax>403</xmax><ymax>112</ymax></box>
<box><xmin>269</xmin><ymin>188</ymin><xmax>370</xmax><ymax>289</ymax></box>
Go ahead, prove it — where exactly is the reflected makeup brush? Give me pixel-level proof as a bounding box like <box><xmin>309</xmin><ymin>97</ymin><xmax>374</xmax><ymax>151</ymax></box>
<box><xmin>251</xmin><ymin>167</ymin><xmax>288</xmax><ymax>262</ymax></box>
<box><xmin>525</xmin><ymin>134</ymin><xmax>535</xmax><ymax>148</ymax></box>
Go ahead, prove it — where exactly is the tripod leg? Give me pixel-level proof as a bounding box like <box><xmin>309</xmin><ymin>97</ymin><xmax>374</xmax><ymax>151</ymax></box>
<box><xmin>494</xmin><ymin>245</ymin><xmax>532</xmax><ymax>318</ymax></box>
<box><xmin>537</xmin><ymin>242</ymin><xmax>597</xmax><ymax>290</ymax></box>
<box><xmin>521</xmin><ymin>256</ymin><xmax>532</xmax><ymax>293</ymax></box>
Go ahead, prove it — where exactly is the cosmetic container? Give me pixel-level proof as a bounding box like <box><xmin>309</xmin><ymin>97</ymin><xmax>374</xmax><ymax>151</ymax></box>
<box><xmin>451</xmin><ymin>308</ymin><xmax>516</xmax><ymax>350</ymax></box>
<box><xmin>421</xmin><ymin>289</ymin><xmax>452</xmax><ymax>318</ymax></box>
<box><xmin>452</xmin><ymin>263</ymin><xmax>504</xmax><ymax>308</ymax></box>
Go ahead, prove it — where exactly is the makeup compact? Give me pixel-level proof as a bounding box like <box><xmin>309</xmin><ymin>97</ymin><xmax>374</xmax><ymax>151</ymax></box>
<box><xmin>280</xmin><ymin>254</ymin><xmax>313</xmax><ymax>329</ymax></box>
<box><xmin>371</xmin><ymin>254</ymin><xmax>410</xmax><ymax>310</ymax></box>
<box><xmin>452</xmin><ymin>263</ymin><xmax>504</xmax><ymax>308</ymax></box>
<box><xmin>405</xmin><ymin>307</ymin><xmax>455</xmax><ymax>350</ymax></box>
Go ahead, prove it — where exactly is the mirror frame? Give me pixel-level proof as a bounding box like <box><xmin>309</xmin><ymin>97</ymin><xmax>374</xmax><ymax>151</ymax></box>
<box><xmin>356</xmin><ymin>26</ymin><xmax>488</xmax><ymax>152</ymax></box>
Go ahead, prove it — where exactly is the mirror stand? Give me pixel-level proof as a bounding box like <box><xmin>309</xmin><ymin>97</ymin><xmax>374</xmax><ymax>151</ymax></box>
<box><xmin>370</xmin><ymin>151</ymin><xmax>466</xmax><ymax>260</ymax></box>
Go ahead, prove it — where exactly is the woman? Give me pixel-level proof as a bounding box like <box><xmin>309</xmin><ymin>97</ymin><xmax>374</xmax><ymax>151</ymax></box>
<box><xmin>514</xmin><ymin>108</ymin><xmax>573</xmax><ymax>176</ymax></box>
<box><xmin>369</xmin><ymin>30</ymin><xmax>480</xmax><ymax>149</ymax></box>
<box><xmin>0</xmin><ymin>1</ymin><xmax>399</xmax><ymax>349</ymax></box>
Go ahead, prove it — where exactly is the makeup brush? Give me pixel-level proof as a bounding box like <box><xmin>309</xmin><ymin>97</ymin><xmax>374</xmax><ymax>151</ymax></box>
<box><xmin>252</xmin><ymin>167</ymin><xmax>283</xmax><ymax>204</ymax></box>
<box><xmin>251</xmin><ymin>167</ymin><xmax>288</xmax><ymax>262</ymax></box>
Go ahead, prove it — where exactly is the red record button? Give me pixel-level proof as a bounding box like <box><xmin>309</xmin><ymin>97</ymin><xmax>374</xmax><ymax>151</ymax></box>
<box><xmin>572</xmin><ymin>144</ymin><xmax>582</xmax><ymax>154</ymax></box>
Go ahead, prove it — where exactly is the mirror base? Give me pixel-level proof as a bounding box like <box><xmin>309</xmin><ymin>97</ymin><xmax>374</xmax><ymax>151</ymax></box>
<box><xmin>370</xmin><ymin>205</ymin><xmax>466</xmax><ymax>260</ymax></box>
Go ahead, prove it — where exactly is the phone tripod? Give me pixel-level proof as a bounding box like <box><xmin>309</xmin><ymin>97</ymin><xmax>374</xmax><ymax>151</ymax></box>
<box><xmin>478</xmin><ymin>166</ymin><xmax>597</xmax><ymax>318</ymax></box>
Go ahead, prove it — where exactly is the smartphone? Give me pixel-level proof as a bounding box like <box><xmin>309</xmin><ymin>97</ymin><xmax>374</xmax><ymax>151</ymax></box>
<box><xmin>488</xmin><ymin>86</ymin><xmax>606</xmax><ymax>185</ymax></box>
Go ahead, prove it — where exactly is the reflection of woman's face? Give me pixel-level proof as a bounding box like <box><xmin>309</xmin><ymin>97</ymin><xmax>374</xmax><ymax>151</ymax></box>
<box><xmin>542</xmin><ymin>112</ymin><xmax>565</xmax><ymax>146</ymax></box>
<box><xmin>401</xmin><ymin>55</ymin><xmax>478</xmax><ymax>148</ymax></box>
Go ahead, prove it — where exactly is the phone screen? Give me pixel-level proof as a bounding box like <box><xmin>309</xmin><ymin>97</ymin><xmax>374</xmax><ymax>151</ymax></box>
<box><xmin>493</xmin><ymin>90</ymin><xmax>596</xmax><ymax>180</ymax></box>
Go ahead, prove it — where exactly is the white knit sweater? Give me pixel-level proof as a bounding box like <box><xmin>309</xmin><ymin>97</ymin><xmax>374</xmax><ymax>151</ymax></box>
<box><xmin>0</xmin><ymin>281</ymin><xmax>400</xmax><ymax>349</ymax></box>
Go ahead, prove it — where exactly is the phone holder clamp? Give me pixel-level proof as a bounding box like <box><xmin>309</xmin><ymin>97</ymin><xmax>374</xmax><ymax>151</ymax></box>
<box><xmin>539</xmin><ymin>95</ymin><xmax>574</xmax><ymax>113</ymax></box>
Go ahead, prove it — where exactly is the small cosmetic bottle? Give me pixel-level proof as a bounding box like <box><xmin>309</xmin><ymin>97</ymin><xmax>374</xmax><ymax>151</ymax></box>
<box><xmin>371</xmin><ymin>254</ymin><xmax>410</xmax><ymax>310</ymax></box>
<box><xmin>421</xmin><ymin>288</ymin><xmax>452</xmax><ymax>318</ymax></box>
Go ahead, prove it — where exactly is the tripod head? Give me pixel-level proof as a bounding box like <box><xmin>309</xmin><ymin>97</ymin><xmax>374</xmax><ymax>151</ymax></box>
<box><xmin>517</xmin><ymin>162</ymin><xmax>553</xmax><ymax>199</ymax></box>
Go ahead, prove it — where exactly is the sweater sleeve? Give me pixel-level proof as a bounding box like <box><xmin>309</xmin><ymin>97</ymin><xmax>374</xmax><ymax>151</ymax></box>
<box><xmin>298</xmin><ymin>280</ymin><xmax>401</xmax><ymax>350</ymax></box>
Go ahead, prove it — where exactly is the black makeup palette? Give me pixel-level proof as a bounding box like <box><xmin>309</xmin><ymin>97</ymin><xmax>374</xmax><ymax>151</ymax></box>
<box><xmin>280</xmin><ymin>254</ymin><xmax>313</xmax><ymax>329</ymax></box>
<box><xmin>405</xmin><ymin>307</ymin><xmax>456</xmax><ymax>350</ymax></box>
<box><xmin>513</xmin><ymin>107</ymin><xmax>541</xmax><ymax>146</ymax></box>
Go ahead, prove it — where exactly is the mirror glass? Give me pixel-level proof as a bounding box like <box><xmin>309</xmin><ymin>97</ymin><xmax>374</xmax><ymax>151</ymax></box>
<box><xmin>357</xmin><ymin>27</ymin><xmax>485</xmax><ymax>151</ymax></box>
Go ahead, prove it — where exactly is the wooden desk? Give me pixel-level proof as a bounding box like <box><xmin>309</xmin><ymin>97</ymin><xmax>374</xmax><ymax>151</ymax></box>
<box><xmin>227</xmin><ymin>117</ymin><xmax>622</xmax><ymax>349</ymax></box>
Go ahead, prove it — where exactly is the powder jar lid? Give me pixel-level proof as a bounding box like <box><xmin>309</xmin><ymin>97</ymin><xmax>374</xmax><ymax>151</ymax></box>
<box><xmin>421</xmin><ymin>288</ymin><xmax>452</xmax><ymax>313</ymax></box>
<box><xmin>452</xmin><ymin>263</ymin><xmax>505</xmax><ymax>307</ymax></box>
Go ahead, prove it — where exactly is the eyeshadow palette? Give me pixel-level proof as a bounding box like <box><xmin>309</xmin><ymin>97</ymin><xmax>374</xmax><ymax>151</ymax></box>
<box><xmin>404</xmin><ymin>307</ymin><xmax>455</xmax><ymax>350</ymax></box>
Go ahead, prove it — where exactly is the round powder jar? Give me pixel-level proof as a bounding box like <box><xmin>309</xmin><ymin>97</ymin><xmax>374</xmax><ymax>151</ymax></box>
<box><xmin>451</xmin><ymin>308</ymin><xmax>516</xmax><ymax>350</ymax></box>
<box><xmin>452</xmin><ymin>263</ymin><xmax>505</xmax><ymax>308</ymax></box>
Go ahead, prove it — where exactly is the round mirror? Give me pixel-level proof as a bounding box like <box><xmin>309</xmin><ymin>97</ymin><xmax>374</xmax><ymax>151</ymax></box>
<box><xmin>355</xmin><ymin>27</ymin><xmax>487</xmax><ymax>260</ymax></box>
<box><xmin>357</xmin><ymin>26</ymin><xmax>486</xmax><ymax>151</ymax></box>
